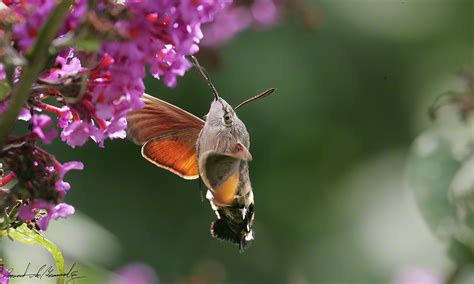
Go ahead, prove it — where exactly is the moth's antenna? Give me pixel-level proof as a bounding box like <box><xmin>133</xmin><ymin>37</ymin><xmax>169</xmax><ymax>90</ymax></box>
<box><xmin>235</xmin><ymin>88</ymin><xmax>276</xmax><ymax>110</ymax></box>
<box><xmin>190</xmin><ymin>56</ymin><xmax>220</xmax><ymax>100</ymax></box>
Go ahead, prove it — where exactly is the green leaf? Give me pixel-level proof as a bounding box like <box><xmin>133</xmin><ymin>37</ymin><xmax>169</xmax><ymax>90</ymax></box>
<box><xmin>407</xmin><ymin>104</ymin><xmax>474</xmax><ymax>262</ymax></box>
<box><xmin>406</xmin><ymin>130</ymin><xmax>460</xmax><ymax>241</ymax></box>
<box><xmin>8</xmin><ymin>224</ymin><xmax>65</xmax><ymax>284</ymax></box>
<box><xmin>450</xmin><ymin>155</ymin><xmax>474</xmax><ymax>213</ymax></box>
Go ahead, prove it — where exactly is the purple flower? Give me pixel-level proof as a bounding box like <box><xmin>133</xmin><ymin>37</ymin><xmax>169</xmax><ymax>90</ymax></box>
<box><xmin>11</xmin><ymin>0</ymin><xmax>58</xmax><ymax>52</ymax></box>
<box><xmin>50</xmin><ymin>0</ymin><xmax>231</xmax><ymax>147</ymax></box>
<box><xmin>1</xmin><ymin>139</ymin><xmax>83</xmax><ymax>226</ymax></box>
<box><xmin>18</xmin><ymin>108</ymin><xmax>32</xmax><ymax>121</ymax></box>
<box><xmin>64</xmin><ymin>0</ymin><xmax>88</xmax><ymax>31</ymax></box>
<box><xmin>110</xmin><ymin>263</ymin><xmax>158</xmax><ymax>284</ymax></box>
<box><xmin>31</xmin><ymin>114</ymin><xmax>57</xmax><ymax>144</ymax></box>
<box><xmin>0</xmin><ymin>63</ymin><xmax>5</xmax><ymax>81</ymax></box>
<box><xmin>60</xmin><ymin>120</ymin><xmax>104</xmax><ymax>148</ymax></box>
<box><xmin>202</xmin><ymin>0</ymin><xmax>280</xmax><ymax>47</ymax></box>
<box><xmin>18</xmin><ymin>199</ymin><xmax>75</xmax><ymax>231</ymax></box>
<box><xmin>251</xmin><ymin>0</ymin><xmax>280</xmax><ymax>27</ymax></box>
<box><xmin>57</xmin><ymin>106</ymin><xmax>72</xmax><ymax>128</ymax></box>
<box><xmin>202</xmin><ymin>7</ymin><xmax>253</xmax><ymax>46</ymax></box>
<box><xmin>0</xmin><ymin>264</ymin><xmax>9</xmax><ymax>284</ymax></box>
<box><xmin>0</xmin><ymin>63</ymin><xmax>9</xmax><ymax>114</ymax></box>
<box><xmin>180</xmin><ymin>0</ymin><xmax>232</xmax><ymax>23</ymax></box>
<box><xmin>40</xmin><ymin>48</ymin><xmax>85</xmax><ymax>83</ymax></box>
<box><xmin>9</xmin><ymin>0</ymin><xmax>87</xmax><ymax>52</ymax></box>
<box><xmin>54</xmin><ymin>160</ymin><xmax>84</xmax><ymax>194</ymax></box>
<box><xmin>95</xmin><ymin>103</ymin><xmax>115</xmax><ymax>120</ymax></box>
<box><xmin>104</xmin><ymin>0</ymin><xmax>232</xmax><ymax>89</ymax></box>
<box><xmin>50</xmin><ymin>203</ymin><xmax>75</xmax><ymax>219</ymax></box>
<box><xmin>5</xmin><ymin>0</ymin><xmax>232</xmax><ymax>150</ymax></box>
<box><xmin>393</xmin><ymin>268</ymin><xmax>441</xmax><ymax>284</ymax></box>
<box><xmin>18</xmin><ymin>199</ymin><xmax>48</xmax><ymax>221</ymax></box>
<box><xmin>105</xmin><ymin>117</ymin><xmax>127</xmax><ymax>140</ymax></box>
<box><xmin>0</xmin><ymin>99</ymin><xmax>8</xmax><ymax>114</ymax></box>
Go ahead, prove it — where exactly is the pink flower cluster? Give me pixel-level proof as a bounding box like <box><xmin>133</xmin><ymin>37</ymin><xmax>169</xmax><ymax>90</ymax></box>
<box><xmin>19</xmin><ymin>200</ymin><xmax>75</xmax><ymax>231</ymax></box>
<box><xmin>3</xmin><ymin>0</ymin><xmax>231</xmax><ymax>148</ymax></box>
<box><xmin>8</xmin><ymin>0</ymin><xmax>87</xmax><ymax>52</ymax></box>
<box><xmin>202</xmin><ymin>0</ymin><xmax>280</xmax><ymax>46</ymax></box>
<box><xmin>110</xmin><ymin>263</ymin><xmax>158</xmax><ymax>284</ymax></box>
<box><xmin>0</xmin><ymin>0</ymin><xmax>231</xmax><ymax>232</ymax></box>
<box><xmin>393</xmin><ymin>268</ymin><xmax>441</xmax><ymax>284</ymax></box>
<box><xmin>0</xmin><ymin>264</ymin><xmax>9</xmax><ymax>284</ymax></box>
<box><xmin>1</xmin><ymin>138</ymin><xmax>82</xmax><ymax>231</ymax></box>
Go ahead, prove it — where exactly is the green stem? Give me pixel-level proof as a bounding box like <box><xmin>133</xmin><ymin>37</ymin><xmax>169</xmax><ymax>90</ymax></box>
<box><xmin>9</xmin><ymin>224</ymin><xmax>65</xmax><ymax>284</ymax></box>
<box><xmin>0</xmin><ymin>0</ymin><xmax>74</xmax><ymax>149</ymax></box>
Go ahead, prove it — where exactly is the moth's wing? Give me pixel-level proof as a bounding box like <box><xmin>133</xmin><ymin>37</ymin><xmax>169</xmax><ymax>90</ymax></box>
<box><xmin>126</xmin><ymin>94</ymin><xmax>204</xmax><ymax>145</ymax></box>
<box><xmin>142</xmin><ymin>132</ymin><xmax>200</xmax><ymax>179</ymax></box>
<box><xmin>126</xmin><ymin>94</ymin><xmax>204</xmax><ymax>179</ymax></box>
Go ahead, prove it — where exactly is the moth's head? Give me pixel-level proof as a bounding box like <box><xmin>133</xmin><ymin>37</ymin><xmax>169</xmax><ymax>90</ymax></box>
<box><xmin>190</xmin><ymin>55</ymin><xmax>275</xmax><ymax>131</ymax></box>
<box><xmin>204</xmin><ymin>97</ymin><xmax>244</xmax><ymax>130</ymax></box>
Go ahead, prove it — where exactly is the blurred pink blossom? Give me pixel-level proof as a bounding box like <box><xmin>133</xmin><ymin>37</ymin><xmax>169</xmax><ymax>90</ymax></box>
<box><xmin>393</xmin><ymin>268</ymin><xmax>441</xmax><ymax>284</ymax></box>
<box><xmin>110</xmin><ymin>263</ymin><xmax>158</xmax><ymax>284</ymax></box>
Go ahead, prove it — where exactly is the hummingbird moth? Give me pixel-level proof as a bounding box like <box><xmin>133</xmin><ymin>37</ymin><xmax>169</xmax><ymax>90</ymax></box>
<box><xmin>126</xmin><ymin>56</ymin><xmax>274</xmax><ymax>250</ymax></box>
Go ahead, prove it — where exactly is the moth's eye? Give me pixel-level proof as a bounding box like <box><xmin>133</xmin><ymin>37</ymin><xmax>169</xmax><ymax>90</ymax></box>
<box><xmin>223</xmin><ymin>113</ymin><xmax>233</xmax><ymax>125</ymax></box>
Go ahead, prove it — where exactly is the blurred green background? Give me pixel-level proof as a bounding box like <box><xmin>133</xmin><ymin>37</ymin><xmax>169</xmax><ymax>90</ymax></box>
<box><xmin>4</xmin><ymin>0</ymin><xmax>473</xmax><ymax>283</ymax></box>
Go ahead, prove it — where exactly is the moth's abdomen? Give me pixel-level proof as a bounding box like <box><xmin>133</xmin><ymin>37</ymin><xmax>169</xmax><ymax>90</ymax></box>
<box><xmin>210</xmin><ymin>204</ymin><xmax>255</xmax><ymax>251</ymax></box>
<box><xmin>212</xmin><ymin>171</ymin><xmax>240</xmax><ymax>205</ymax></box>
